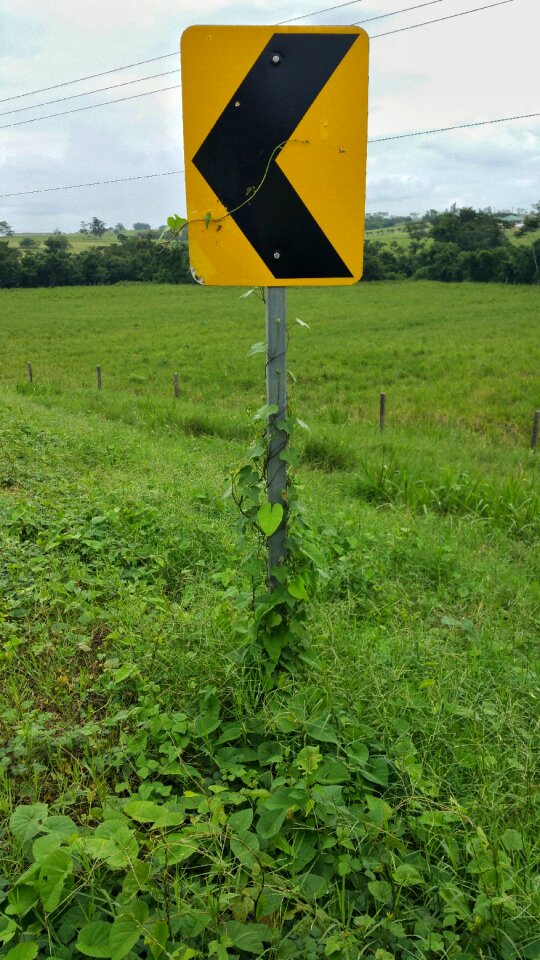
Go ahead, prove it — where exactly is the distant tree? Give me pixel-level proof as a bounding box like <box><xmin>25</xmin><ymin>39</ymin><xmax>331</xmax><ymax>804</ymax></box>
<box><xmin>516</xmin><ymin>204</ymin><xmax>540</xmax><ymax>236</ymax></box>
<box><xmin>0</xmin><ymin>240</ymin><xmax>20</xmax><ymax>285</ymax></box>
<box><xmin>79</xmin><ymin>221</ymin><xmax>90</xmax><ymax>235</ymax></box>
<box><xmin>19</xmin><ymin>237</ymin><xmax>39</xmax><ymax>248</ymax></box>
<box><xmin>405</xmin><ymin>221</ymin><xmax>430</xmax><ymax>241</ymax></box>
<box><xmin>133</xmin><ymin>222</ymin><xmax>151</xmax><ymax>231</ymax></box>
<box><xmin>0</xmin><ymin>221</ymin><xmax>15</xmax><ymax>236</ymax></box>
<box><xmin>431</xmin><ymin>207</ymin><xmax>505</xmax><ymax>251</ymax></box>
<box><xmin>89</xmin><ymin>217</ymin><xmax>106</xmax><ymax>238</ymax></box>
<box><xmin>44</xmin><ymin>234</ymin><xmax>70</xmax><ymax>253</ymax></box>
<box><xmin>114</xmin><ymin>222</ymin><xmax>126</xmax><ymax>232</ymax></box>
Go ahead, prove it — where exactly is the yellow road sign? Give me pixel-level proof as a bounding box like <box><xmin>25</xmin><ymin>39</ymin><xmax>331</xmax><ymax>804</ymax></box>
<box><xmin>181</xmin><ymin>25</ymin><xmax>369</xmax><ymax>286</ymax></box>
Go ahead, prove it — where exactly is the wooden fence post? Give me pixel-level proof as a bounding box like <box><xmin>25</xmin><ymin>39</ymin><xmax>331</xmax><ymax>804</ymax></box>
<box><xmin>96</xmin><ymin>365</ymin><xmax>102</xmax><ymax>390</ymax></box>
<box><xmin>27</xmin><ymin>362</ymin><xmax>33</xmax><ymax>383</ymax></box>
<box><xmin>173</xmin><ymin>373</ymin><xmax>180</xmax><ymax>398</ymax></box>
<box><xmin>379</xmin><ymin>392</ymin><xmax>386</xmax><ymax>432</ymax></box>
<box><xmin>531</xmin><ymin>410</ymin><xmax>540</xmax><ymax>450</ymax></box>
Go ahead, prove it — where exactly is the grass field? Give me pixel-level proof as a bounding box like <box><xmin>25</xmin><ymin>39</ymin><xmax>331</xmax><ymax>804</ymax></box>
<box><xmin>9</xmin><ymin>232</ymin><xmax>138</xmax><ymax>251</ymax></box>
<box><xmin>0</xmin><ymin>281</ymin><xmax>539</xmax><ymax>959</ymax></box>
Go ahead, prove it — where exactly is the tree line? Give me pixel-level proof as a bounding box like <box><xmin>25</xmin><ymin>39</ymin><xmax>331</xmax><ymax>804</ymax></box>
<box><xmin>0</xmin><ymin>207</ymin><xmax>539</xmax><ymax>288</ymax></box>
<box><xmin>364</xmin><ymin>206</ymin><xmax>539</xmax><ymax>284</ymax></box>
<box><xmin>0</xmin><ymin>233</ymin><xmax>192</xmax><ymax>288</ymax></box>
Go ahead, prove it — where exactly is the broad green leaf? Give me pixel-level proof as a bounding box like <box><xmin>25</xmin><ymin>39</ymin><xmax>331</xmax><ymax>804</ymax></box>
<box><xmin>362</xmin><ymin>756</ymin><xmax>389</xmax><ymax>787</ymax></box>
<box><xmin>170</xmin><ymin>948</ymin><xmax>198</xmax><ymax>960</ymax></box>
<box><xmin>224</xmin><ymin>921</ymin><xmax>272</xmax><ymax>953</ymax></box>
<box><xmin>295</xmin><ymin>316</ymin><xmax>310</xmax><ymax>329</ymax></box>
<box><xmin>228</xmin><ymin>808</ymin><xmax>253</xmax><ymax>834</ymax></box>
<box><xmin>109</xmin><ymin>901</ymin><xmax>148</xmax><ymax>960</ymax></box>
<box><xmin>5</xmin><ymin>944</ymin><xmax>39</xmax><ymax>960</ymax></box>
<box><xmin>296</xmin><ymin>746</ymin><xmax>321</xmax><ymax>775</ymax></box>
<box><xmin>6</xmin><ymin>884</ymin><xmax>39</xmax><ymax>918</ymax></box>
<box><xmin>123</xmin><ymin>800</ymin><xmax>163</xmax><ymax>823</ymax></box>
<box><xmin>257</xmin><ymin>741</ymin><xmax>283</xmax><ymax>765</ymax></box>
<box><xmin>239</xmin><ymin>287</ymin><xmax>256</xmax><ymax>299</ymax></box>
<box><xmin>32</xmin><ymin>831</ymin><xmax>64</xmax><ymax>861</ymax></box>
<box><xmin>315</xmin><ymin>760</ymin><xmax>350</xmax><ymax>784</ymax></box>
<box><xmin>10</xmin><ymin>804</ymin><xmax>48</xmax><ymax>844</ymax></box>
<box><xmin>154</xmin><ymin>833</ymin><xmax>198</xmax><ymax>866</ymax></box>
<box><xmin>146</xmin><ymin>918</ymin><xmax>169</xmax><ymax>960</ymax></box>
<box><xmin>263</xmin><ymin>630</ymin><xmax>286</xmax><ymax>662</ymax></box>
<box><xmin>37</xmin><ymin>847</ymin><xmax>72</xmax><ymax>911</ymax></box>
<box><xmin>502</xmin><ymin>829</ymin><xmax>523</xmax><ymax>852</ymax></box>
<box><xmin>346</xmin><ymin>742</ymin><xmax>369</xmax><ymax>766</ymax></box>
<box><xmin>230</xmin><ymin>832</ymin><xmax>260</xmax><ymax>869</ymax></box>
<box><xmin>287</xmin><ymin>574</ymin><xmax>308</xmax><ymax>600</ymax></box>
<box><xmin>44</xmin><ymin>815</ymin><xmax>78</xmax><ymax>840</ymax></box>
<box><xmin>246</xmin><ymin>341</ymin><xmax>265</xmax><ymax>357</ymax></box>
<box><xmin>112</xmin><ymin>664</ymin><xmax>137</xmax><ymax>684</ymax></box>
<box><xmin>245</xmin><ymin>442</ymin><xmax>265</xmax><ymax>459</ymax></box>
<box><xmin>77</xmin><ymin>921</ymin><xmax>113</xmax><ymax>958</ymax></box>
<box><xmin>304</xmin><ymin>717</ymin><xmax>339</xmax><ymax>744</ymax></box>
<box><xmin>366</xmin><ymin>795</ymin><xmax>391</xmax><ymax>828</ymax></box>
<box><xmin>0</xmin><ymin>916</ymin><xmax>17</xmax><ymax>947</ymax></box>
<box><xmin>193</xmin><ymin>710</ymin><xmax>221</xmax><ymax>738</ymax></box>
<box><xmin>297</xmin><ymin>872</ymin><xmax>328</xmax><ymax>899</ymax></box>
<box><xmin>392</xmin><ymin>864</ymin><xmax>423</xmax><ymax>886</ymax></box>
<box><xmin>368</xmin><ymin>880</ymin><xmax>392</xmax><ymax>903</ymax></box>
<box><xmin>251</xmin><ymin>403</ymin><xmax>278</xmax><ymax>423</ymax></box>
<box><xmin>256</xmin><ymin>806</ymin><xmax>288</xmax><ymax>840</ymax></box>
<box><xmin>257</xmin><ymin>502</ymin><xmax>283</xmax><ymax>537</ymax></box>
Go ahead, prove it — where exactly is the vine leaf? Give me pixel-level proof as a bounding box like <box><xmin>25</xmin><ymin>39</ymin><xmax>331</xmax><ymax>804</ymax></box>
<box><xmin>258</xmin><ymin>502</ymin><xmax>283</xmax><ymax>537</ymax></box>
<box><xmin>246</xmin><ymin>341</ymin><xmax>266</xmax><ymax>358</ymax></box>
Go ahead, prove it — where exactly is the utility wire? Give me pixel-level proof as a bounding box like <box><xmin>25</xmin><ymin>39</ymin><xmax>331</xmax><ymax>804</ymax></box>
<box><xmin>0</xmin><ymin>84</ymin><xmax>181</xmax><ymax>130</ymax></box>
<box><xmin>2</xmin><ymin>109</ymin><xmax>538</xmax><ymax>199</ymax></box>
<box><xmin>0</xmin><ymin>170</ymin><xmax>185</xmax><ymax>198</ymax></box>
<box><xmin>0</xmin><ymin>0</ymin><xmax>448</xmax><ymax>121</ymax></box>
<box><xmin>355</xmin><ymin>0</ymin><xmax>446</xmax><ymax>26</ymax></box>
<box><xmin>0</xmin><ymin>53</ymin><xmax>179</xmax><ymax>105</ymax></box>
<box><xmin>0</xmin><ymin>0</ymin><xmax>369</xmax><ymax>105</ymax></box>
<box><xmin>0</xmin><ymin>0</ymin><xmax>516</xmax><ymax>132</ymax></box>
<box><xmin>370</xmin><ymin>0</ymin><xmax>513</xmax><ymax>36</ymax></box>
<box><xmin>0</xmin><ymin>70</ymin><xmax>180</xmax><ymax>118</ymax></box>
<box><xmin>369</xmin><ymin>110</ymin><xmax>540</xmax><ymax>142</ymax></box>
<box><xmin>278</xmin><ymin>0</ymin><xmax>366</xmax><ymax>24</ymax></box>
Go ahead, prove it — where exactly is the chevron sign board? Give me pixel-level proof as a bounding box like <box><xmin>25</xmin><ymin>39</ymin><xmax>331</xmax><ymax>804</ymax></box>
<box><xmin>181</xmin><ymin>25</ymin><xmax>369</xmax><ymax>286</ymax></box>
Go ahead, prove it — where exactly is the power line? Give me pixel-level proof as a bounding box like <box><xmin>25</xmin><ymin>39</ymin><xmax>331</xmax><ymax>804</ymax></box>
<box><xmin>278</xmin><ymin>0</ymin><xmax>366</xmax><ymax>24</ymax></box>
<box><xmin>2</xmin><ymin>109</ymin><xmax>538</xmax><ymax>199</ymax></box>
<box><xmin>0</xmin><ymin>53</ymin><xmax>179</xmax><ymax>105</ymax></box>
<box><xmin>369</xmin><ymin>110</ymin><xmax>540</xmax><ymax>142</ymax></box>
<box><xmin>0</xmin><ymin>0</ymin><xmax>516</xmax><ymax>133</ymax></box>
<box><xmin>0</xmin><ymin>70</ymin><xmax>180</xmax><ymax>118</ymax></box>
<box><xmin>0</xmin><ymin>0</ymin><xmax>512</xmax><ymax>109</ymax></box>
<box><xmin>0</xmin><ymin>84</ymin><xmax>181</xmax><ymax>130</ymax></box>
<box><xmin>355</xmin><ymin>0</ymin><xmax>446</xmax><ymax>26</ymax></box>
<box><xmin>370</xmin><ymin>0</ymin><xmax>513</xmax><ymax>37</ymax></box>
<box><xmin>0</xmin><ymin>0</ymin><xmax>368</xmax><ymax>106</ymax></box>
<box><xmin>0</xmin><ymin>170</ymin><xmax>184</xmax><ymax>198</ymax></box>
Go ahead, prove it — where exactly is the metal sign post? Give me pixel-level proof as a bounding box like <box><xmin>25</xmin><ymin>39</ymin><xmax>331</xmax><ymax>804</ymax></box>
<box><xmin>265</xmin><ymin>287</ymin><xmax>287</xmax><ymax>581</ymax></box>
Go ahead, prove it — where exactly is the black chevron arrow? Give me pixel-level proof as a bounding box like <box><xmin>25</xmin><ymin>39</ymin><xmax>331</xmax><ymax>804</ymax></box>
<box><xmin>193</xmin><ymin>32</ymin><xmax>358</xmax><ymax>280</ymax></box>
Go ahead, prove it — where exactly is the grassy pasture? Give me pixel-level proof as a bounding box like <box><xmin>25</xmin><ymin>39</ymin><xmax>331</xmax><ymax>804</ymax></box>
<box><xmin>0</xmin><ymin>281</ymin><xmax>539</xmax><ymax>957</ymax></box>
<box><xmin>9</xmin><ymin>232</ymin><xmax>135</xmax><ymax>251</ymax></box>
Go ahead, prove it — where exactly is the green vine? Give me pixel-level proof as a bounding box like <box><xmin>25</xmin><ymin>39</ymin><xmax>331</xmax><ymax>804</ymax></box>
<box><xmin>160</xmin><ymin>139</ymin><xmax>307</xmax><ymax>244</ymax></box>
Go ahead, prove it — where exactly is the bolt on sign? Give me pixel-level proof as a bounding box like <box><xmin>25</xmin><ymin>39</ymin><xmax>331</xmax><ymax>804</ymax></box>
<box><xmin>181</xmin><ymin>25</ymin><xmax>369</xmax><ymax>286</ymax></box>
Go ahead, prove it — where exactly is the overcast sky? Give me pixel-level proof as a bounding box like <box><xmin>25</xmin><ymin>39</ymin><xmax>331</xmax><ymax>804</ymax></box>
<box><xmin>0</xmin><ymin>0</ymin><xmax>538</xmax><ymax>232</ymax></box>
